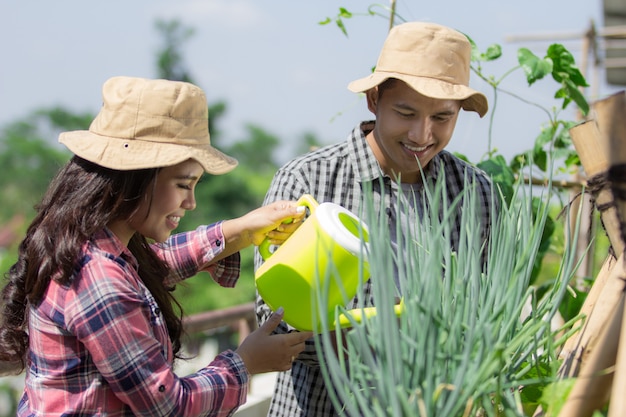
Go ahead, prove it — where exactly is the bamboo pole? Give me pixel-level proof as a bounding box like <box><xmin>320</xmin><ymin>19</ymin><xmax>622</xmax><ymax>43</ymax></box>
<box><xmin>608</xmin><ymin>287</ymin><xmax>626</xmax><ymax>416</ymax></box>
<box><xmin>558</xmin><ymin>285</ymin><xmax>625</xmax><ymax>417</ymax></box>
<box><xmin>559</xmin><ymin>253</ymin><xmax>617</xmax><ymax>377</ymax></box>
<box><xmin>558</xmin><ymin>91</ymin><xmax>626</xmax><ymax>413</ymax></box>
<box><xmin>595</xmin><ymin>91</ymin><xmax>626</xmax><ymax>162</ymax></box>
<box><xmin>570</xmin><ymin>119</ymin><xmax>624</xmax><ymax>256</ymax></box>
<box><xmin>595</xmin><ymin>91</ymin><xmax>626</xmax><ymax>245</ymax></box>
<box><xmin>559</xmin><ymin>111</ymin><xmax>626</xmax><ymax>377</ymax></box>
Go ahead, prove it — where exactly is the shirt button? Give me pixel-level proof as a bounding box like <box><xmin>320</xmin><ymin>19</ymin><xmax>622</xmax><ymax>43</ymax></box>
<box><xmin>215</xmin><ymin>239</ymin><xmax>222</xmax><ymax>247</ymax></box>
<box><xmin>159</xmin><ymin>385</ymin><xmax>165</xmax><ymax>392</ymax></box>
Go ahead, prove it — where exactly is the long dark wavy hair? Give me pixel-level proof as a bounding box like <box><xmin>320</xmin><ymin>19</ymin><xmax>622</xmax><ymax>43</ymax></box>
<box><xmin>0</xmin><ymin>156</ymin><xmax>184</xmax><ymax>371</ymax></box>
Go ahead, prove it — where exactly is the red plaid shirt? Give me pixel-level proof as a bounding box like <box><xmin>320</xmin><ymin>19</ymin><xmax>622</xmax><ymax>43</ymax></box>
<box><xmin>18</xmin><ymin>223</ymin><xmax>248</xmax><ymax>416</ymax></box>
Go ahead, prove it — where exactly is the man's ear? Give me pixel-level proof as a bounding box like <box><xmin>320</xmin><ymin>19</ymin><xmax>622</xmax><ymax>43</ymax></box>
<box><xmin>365</xmin><ymin>87</ymin><xmax>379</xmax><ymax>114</ymax></box>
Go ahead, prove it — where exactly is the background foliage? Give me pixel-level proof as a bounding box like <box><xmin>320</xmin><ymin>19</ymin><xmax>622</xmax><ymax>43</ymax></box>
<box><xmin>0</xmin><ymin>19</ymin><xmax>323</xmax><ymax>315</ymax></box>
<box><xmin>0</xmin><ymin>13</ymin><xmax>607</xmax><ymax>318</ymax></box>
<box><xmin>0</xmin><ymin>9</ymin><xmax>611</xmax><ymax>415</ymax></box>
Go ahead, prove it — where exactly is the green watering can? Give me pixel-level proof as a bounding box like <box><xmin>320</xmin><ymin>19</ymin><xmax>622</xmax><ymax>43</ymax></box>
<box><xmin>256</xmin><ymin>195</ymin><xmax>403</xmax><ymax>331</ymax></box>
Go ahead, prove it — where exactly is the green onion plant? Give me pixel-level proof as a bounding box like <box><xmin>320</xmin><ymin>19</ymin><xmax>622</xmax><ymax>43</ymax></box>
<box><xmin>313</xmin><ymin>170</ymin><xmax>581</xmax><ymax>416</ymax></box>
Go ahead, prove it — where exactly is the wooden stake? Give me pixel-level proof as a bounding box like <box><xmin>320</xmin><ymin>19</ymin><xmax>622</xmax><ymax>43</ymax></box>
<box><xmin>608</xmin><ymin>285</ymin><xmax>626</xmax><ymax>416</ymax></box>
<box><xmin>595</xmin><ymin>91</ymin><xmax>626</xmax><ymax>246</ymax></box>
<box><xmin>594</xmin><ymin>91</ymin><xmax>626</xmax><ymax>167</ymax></box>
<box><xmin>559</xmin><ymin>288</ymin><xmax>625</xmax><ymax>416</ymax></box>
<box><xmin>570</xmin><ymin>119</ymin><xmax>624</xmax><ymax>256</ymax></box>
<box><xmin>570</xmin><ymin>119</ymin><xmax>607</xmax><ymax>178</ymax></box>
<box><xmin>559</xmin><ymin>253</ymin><xmax>617</xmax><ymax>377</ymax></box>
<box><xmin>562</xmin><ymin>93</ymin><xmax>626</xmax><ymax>378</ymax></box>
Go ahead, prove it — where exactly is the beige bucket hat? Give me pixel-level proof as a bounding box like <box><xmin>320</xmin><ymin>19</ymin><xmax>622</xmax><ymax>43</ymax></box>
<box><xmin>59</xmin><ymin>76</ymin><xmax>238</xmax><ymax>174</ymax></box>
<box><xmin>348</xmin><ymin>22</ymin><xmax>488</xmax><ymax>117</ymax></box>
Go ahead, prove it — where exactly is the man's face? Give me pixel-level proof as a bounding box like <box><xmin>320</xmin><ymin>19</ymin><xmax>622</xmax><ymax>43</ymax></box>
<box><xmin>365</xmin><ymin>80</ymin><xmax>461</xmax><ymax>183</ymax></box>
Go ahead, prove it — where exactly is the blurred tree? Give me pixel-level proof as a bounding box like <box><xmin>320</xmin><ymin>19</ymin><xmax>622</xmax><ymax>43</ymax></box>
<box><xmin>155</xmin><ymin>19</ymin><xmax>195</xmax><ymax>83</ymax></box>
<box><xmin>0</xmin><ymin>108</ymin><xmax>80</xmax><ymax>223</ymax></box>
<box><xmin>0</xmin><ymin>18</ymin><xmax>324</xmax><ymax>314</ymax></box>
<box><xmin>151</xmin><ymin>19</ymin><xmax>286</xmax><ymax>311</ymax></box>
<box><xmin>294</xmin><ymin>131</ymin><xmax>324</xmax><ymax>158</ymax></box>
<box><xmin>227</xmin><ymin>124</ymin><xmax>280</xmax><ymax>171</ymax></box>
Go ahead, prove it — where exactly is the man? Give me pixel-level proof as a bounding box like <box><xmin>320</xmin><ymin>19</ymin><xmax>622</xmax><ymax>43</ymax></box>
<box><xmin>255</xmin><ymin>21</ymin><xmax>495</xmax><ymax>416</ymax></box>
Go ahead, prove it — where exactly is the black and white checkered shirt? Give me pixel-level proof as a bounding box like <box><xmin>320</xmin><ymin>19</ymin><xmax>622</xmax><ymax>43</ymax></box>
<box><xmin>254</xmin><ymin>121</ymin><xmax>495</xmax><ymax>416</ymax></box>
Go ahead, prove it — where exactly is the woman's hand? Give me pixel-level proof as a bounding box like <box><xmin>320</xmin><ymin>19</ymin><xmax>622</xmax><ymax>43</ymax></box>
<box><xmin>235</xmin><ymin>307</ymin><xmax>313</xmax><ymax>374</ymax></box>
<box><xmin>221</xmin><ymin>200</ymin><xmax>306</xmax><ymax>253</ymax></box>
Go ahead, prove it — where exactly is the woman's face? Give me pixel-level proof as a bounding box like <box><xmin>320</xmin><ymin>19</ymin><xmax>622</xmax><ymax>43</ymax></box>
<box><xmin>111</xmin><ymin>159</ymin><xmax>203</xmax><ymax>245</ymax></box>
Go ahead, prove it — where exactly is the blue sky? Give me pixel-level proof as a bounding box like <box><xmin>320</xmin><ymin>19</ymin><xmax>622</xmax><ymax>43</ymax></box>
<box><xmin>0</xmin><ymin>0</ymin><xmax>620</xmax><ymax>164</ymax></box>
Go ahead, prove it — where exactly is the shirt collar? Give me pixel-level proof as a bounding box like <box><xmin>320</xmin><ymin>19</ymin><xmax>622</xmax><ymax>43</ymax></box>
<box><xmin>90</xmin><ymin>228</ymin><xmax>139</xmax><ymax>270</ymax></box>
<box><xmin>348</xmin><ymin>121</ymin><xmax>384</xmax><ymax>184</ymax></box>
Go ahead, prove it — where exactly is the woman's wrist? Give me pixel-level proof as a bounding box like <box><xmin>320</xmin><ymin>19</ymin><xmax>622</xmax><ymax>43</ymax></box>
<box><xmin>221</xmin><ymin>218</ymin><xmax>252</xmax><ymax>252</ymax></box>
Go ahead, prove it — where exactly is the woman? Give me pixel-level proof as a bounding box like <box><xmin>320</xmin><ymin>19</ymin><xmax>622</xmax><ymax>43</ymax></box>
<box><xmin>0</xmin><ymin>76</ymin><xmax>312</xmax><ymax>416</ymax></box>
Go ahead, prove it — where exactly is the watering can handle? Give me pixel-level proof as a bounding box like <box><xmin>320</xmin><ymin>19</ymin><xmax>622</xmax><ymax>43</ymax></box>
<box><xmin>258</xmin><ymin>194</ymin><xmax>319</xmax><ymax>260</ymax></box>
<box><xmin>336</xmin><ymin>300</ymin><xmax>405</xmax><ymax>328</ymax></box>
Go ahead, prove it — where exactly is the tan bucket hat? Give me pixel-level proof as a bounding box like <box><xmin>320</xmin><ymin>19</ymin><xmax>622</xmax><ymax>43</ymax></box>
<box><xmin>348</xmin><ymin>22</ymin><xmax>488</xmax><ymax>117</ymax></box>
<box><xmin>59</xmin><ymin>76</ymin><xmax>238</xmax><ymax>174</ymax></box>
